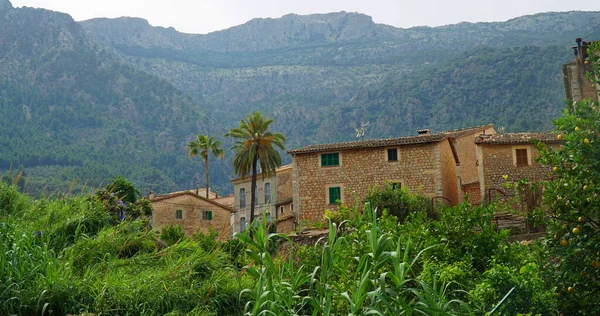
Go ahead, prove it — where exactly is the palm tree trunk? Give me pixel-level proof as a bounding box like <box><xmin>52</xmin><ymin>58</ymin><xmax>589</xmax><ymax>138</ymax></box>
<box><xmin>205</xmin><ymin>157</ymin><xmax>209</xmax><ymax>199</ymax></box>
<box><xmin>250</xmin><ymin>155</ymin><xmax>258</xmax><ymax>230</ymax></box>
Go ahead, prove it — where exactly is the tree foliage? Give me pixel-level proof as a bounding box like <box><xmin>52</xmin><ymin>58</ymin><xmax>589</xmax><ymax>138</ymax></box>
<box><xmin>536</xmin><ymin>41</ymin><xmax>600</xmax><ymax>314</ymax></box>
<box><xmin>225</xmin><ymin>111</ymin><xmax>286</xmax><ymax>227</ymax></box>
<box><xmin>186</xmin><ymin>134</ymin><xmax>225</xmax><ymax>198</ymax></box>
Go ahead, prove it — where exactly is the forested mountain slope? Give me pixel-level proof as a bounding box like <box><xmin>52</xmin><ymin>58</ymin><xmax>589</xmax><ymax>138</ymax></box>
<box><xmin>1</xmin><ymin>0</ymin><xmax>599</xmax><ymax>194</ymax></box>
<box><xmin>81</xmin><ymin>11</ymin><xmax>600</xmax><ymax>150</ymax></box>
<box><xmin>0</xmin><ymin>0</ymin><xmax>228</xmax><ymax>195</ymax></box>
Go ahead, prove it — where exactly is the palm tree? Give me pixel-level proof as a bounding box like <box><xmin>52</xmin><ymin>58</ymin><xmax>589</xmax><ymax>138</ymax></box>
<box><xmin>225</xmin><ymin>112</ymin><xmax>286</xmax><ymax>229</ymax></box>
<box><xmin>186</xmin><ymin>134</ymin><xmax>225</xmax><ymax>199</ymax></box>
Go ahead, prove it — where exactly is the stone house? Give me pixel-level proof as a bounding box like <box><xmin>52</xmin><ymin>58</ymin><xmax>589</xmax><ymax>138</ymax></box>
<box><xmin>288</xmin><ymin>126</ymin><xmax>494</xmax><ymax>225</ymax></box>
<box><xmin>441</xmin><ymin>125</ymin><xmax>496</xmax><ymax>203</ymax></box>
<box><xmin>231</xmin><ymin>164</ymin><xmax>294</xmax><ymax>234</ymax></box>
<box><xmin>475</xmin><ymin>132</ymin><xmax>561</xmax><ymax>204</ymax></box>
<box><xmin>150</xmin><ymin>191</ymin><xmax>234</xmax><ymax>240</ymax></box>
<box><xmin>562</xmin><ymin>38</ymin><xmax>599</xmax><ymax>102</ymax></box>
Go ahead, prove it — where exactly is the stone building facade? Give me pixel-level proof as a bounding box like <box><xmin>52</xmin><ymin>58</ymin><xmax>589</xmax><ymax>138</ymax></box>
<box><xmin>476</xmin><ymin>133</ymin><xmax>561</xmax><ymax>203</ymax></box>
<box><xmin>442</xmin><ymin>125</ymin><xmax>496</xmax><ymax>204</ymax></box>
<box><xmin>150</xmin><ymin>191</ymin><xmax>234</xmax><ymax>240</ymax></box>
<box><xmin>562</xmin><ymin>38</ymin><xmax>599</xmax><ymax>102</ymax></box>
<box><xmin>288</xmin><ymin>126</ymin><xmax>491</xmax><ymax>225</ymax></box>
<box><xmin>231</xmin><ymin>164</ymin><xmax>294</xmax><ymax>234</ymax></box>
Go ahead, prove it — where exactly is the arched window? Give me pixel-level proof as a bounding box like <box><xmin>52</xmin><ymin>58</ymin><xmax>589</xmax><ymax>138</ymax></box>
<box><xmin>239</xmin><ymin>188</ymin><xmax>246</xmax><ymax>209</ymax></box>
<box><xmin>240</xmin><ymin>217</ymin><xmax>246</xmax><ymax>232</ymax></box>
<box><xmin>264</xmin><ymin>183</ymin><xmax>271</xmax><ymax>204</ymax></box>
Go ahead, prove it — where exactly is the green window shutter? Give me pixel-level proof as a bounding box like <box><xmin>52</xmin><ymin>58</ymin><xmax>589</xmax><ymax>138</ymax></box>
<box><xmin>329</xmin><ymin>187</ymin><xmax>341</xmax><ymax>205</ymax></box>
<box><xmin>208</xmin><ymin>211</ymin><xmax>213</xmax><ymax>220</ymax></box>
<box><xmin>321</xmin><ymin>153</ymin><xmax>340</xmax><ymax>167</ymax></box>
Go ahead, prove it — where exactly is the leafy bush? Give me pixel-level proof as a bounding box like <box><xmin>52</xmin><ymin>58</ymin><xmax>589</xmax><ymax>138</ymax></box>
<box><xmin>364</xmin><ymin>183</ymin><xmax>431</xmax><ymax>222</ymax></box>
<box><xmin>161</xmin><ymin>224</ymin><xmax>186</xmax><ymax>246</ymax></box>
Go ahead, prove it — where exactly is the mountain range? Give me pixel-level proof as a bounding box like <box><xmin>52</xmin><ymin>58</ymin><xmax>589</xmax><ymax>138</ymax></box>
<box><xmin>1</xmin><ymin>0</ymin><xmax>598</xmax><ymax>195</ymax></box>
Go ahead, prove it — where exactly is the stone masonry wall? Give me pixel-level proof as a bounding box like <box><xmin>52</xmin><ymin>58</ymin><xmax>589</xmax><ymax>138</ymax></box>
<box><xmin>293</xmin><ymin>142</ymin><xmax>444</xmax><ymax>224</ymax></box>
<box><xmin>439</xmin><ymin>140</ymin><xmax>459</xmax><ymax>206</ymax></box>
<box><xmin>276</xmin><ymin>167</ymin><xmax>293</xmax><ymax>201</ymax></box>
<box><xmin>276</xmin><ymin>215</ymin><xmax>295</xmax><ymax>234</ymax></box>
<box><xmin>454</xmin><ymin>127</ymin><xmax>496</xmax><ymax>185</ymax></box>
<box><xmin>478</xmin><ymin>144</ymin><xmax>554</xmax><ymax>201</ymax></box>
<box><xmin>563</xmin><ymin>61</ymin><xmax>599</xmax><ymax>102</ymax></box>
<box><xmin>152</xmin><ymin>194</ymin><xmax>232</xmax><ymax>240</ymax></box>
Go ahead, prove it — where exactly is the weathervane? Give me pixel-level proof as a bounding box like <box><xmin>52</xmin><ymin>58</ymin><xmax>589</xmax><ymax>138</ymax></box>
<box><xmin>355</xmin><ymin>121</ymin><xmax>370</xmax><ymax>141</ymax></box>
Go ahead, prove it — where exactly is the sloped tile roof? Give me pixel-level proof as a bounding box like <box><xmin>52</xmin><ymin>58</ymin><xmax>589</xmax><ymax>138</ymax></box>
<box><xmin>288</xmin><ymin>125</ymin><xmax>493</xmax><ymax>154</ymax></box>
<box><xmin>150</xmin><ymin>191</ymin><xmax>234</xmax><ymax>212</ymax></box>
<box><xmin>475</xmin><ymin>132</ymin><xmax>560</xmax><ymax>145</ymax></box>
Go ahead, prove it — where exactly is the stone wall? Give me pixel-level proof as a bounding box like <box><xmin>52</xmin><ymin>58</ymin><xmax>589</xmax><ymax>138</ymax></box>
<box><xmin>478</xmin><ymin>143</ymin><xmax>554</xmax><ymax>202</ymax></box>
<box><xmin>292</xmin><ymin>142</ymin><xmax>451</xmax><ymax>224</ymax></box>
<box><xmin>439</xmin><ymin>140</ymin><xmax>459</xmax><ymax>206</ymax></box>
<box><xmin>463</xmin><ymin>183</ymin><xmax>481</xmax><ymax>204</ymax></box>
<box><xmin>563</xmin><ymin>60</ymin><xmax>599</xmax><ymax>102</ymax></box>
<box><xmin>151</xmin><ymin>194</ymin><xmax>232</xmax><ymax>240</ymax></box>
<box><xmin>276</xmin><ymin>167</ymin><xmax>293</xmax><ymax>201</ymax></box>
<box><xmin>276</xmin><ymin>215</ymin><xmax>295</xmax><ymax>234</ymax></box>
<box><xmin>454</xmin><ymin>127</ymin><xmax>496</xmax><ymax>184</ymax></box>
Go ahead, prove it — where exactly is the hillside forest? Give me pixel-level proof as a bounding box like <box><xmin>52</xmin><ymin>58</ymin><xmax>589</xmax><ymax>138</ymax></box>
<box><xmin>1</xmin><ymin>0</ymin><xmax>599</xmax><ymax>194</ymax></box>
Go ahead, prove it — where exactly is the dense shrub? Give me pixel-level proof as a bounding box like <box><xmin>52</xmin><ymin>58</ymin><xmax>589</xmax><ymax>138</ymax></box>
<box><xmin>161</xmin><ymin>223</ymin><xmax>186</xmax><ymax>246</ymax></box>
<box><xmin>364</xmin><ymin>182</ymin><xmax>431</xmax><ymax>222</ymax></box>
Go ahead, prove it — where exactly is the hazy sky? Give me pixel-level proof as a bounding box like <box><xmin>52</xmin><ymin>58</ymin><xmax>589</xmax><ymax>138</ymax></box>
<box><xmin>10</xmin><ymin>0</ymin><xmax>600</xmax><ymax>34</ymax></box>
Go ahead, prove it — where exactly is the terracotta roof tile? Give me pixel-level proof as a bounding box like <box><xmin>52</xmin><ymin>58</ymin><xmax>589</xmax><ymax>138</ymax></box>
<box><xmin>288</xmin><ymin>125</ymin><xmax>493</xmax><ymax>154</ymax></box>
<box><xmin>475</xmin><ymin>132</ymin><xmax>560</xmax><ymax>145</ymax></box>
<box><xmin>150</xmin><ymin>191</ymin><xmax>234</xmax><ymax>212</ymax></box>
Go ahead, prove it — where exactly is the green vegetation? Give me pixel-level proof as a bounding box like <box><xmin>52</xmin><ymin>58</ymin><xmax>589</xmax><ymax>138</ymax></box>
<box><xmin>534</xmin><ymin>41</ymin><xmax>600</xmax><ymax>314</ymax></box>
<box><xmin>186</xmin><ymin>134</ymin><xmax>225</xmax><ymax>199</ymax></box>
<box><xmin>0</xmin><ymin>178</ymin><xmax>248</xmax><ymax>315</ymax></box>
<box><xmin>0</xmin><ymin>179</ymin><xmax>559</xmax><ymax>315</ymax></box>
<box><xmin>225</xmin><ymin>111</ymin><xmax>286</xmax><ymax>227</ymax></box>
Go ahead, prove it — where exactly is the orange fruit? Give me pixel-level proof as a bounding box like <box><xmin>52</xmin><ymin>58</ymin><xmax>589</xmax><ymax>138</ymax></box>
<box><xmin>561</xmin><ymin>239</ymin><xmax>568</xmax><ymax>247</ymax></box>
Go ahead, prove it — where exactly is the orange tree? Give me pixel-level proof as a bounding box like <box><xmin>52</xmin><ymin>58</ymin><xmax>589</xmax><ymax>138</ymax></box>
<box><xmin>537</xmin><ymin>42</ymin><xmax>600</xmax><ymax>314</ymax></box>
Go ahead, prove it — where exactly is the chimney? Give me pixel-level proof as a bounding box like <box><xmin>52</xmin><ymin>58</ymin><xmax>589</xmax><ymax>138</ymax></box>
<box><xmin>417</xmin><ymin>129</ymin><xmax>430</xmax><ymax>136</ymax></box>
<box><xmin>215</xmin><ymin>188</ymin><xmax>219</xmax><ymax>199</ymax></box>
<box><xmin>149</xmin><ymin>190</ymin><xmax>155</xmax><ymax>200</ymax></box>
<box><xmin>196</xmin><ymin>182</ymin><xmax>199</xmax><ymax>195</ymax></box>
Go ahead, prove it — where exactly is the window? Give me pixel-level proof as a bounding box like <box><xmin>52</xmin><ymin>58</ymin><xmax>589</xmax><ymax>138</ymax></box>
<box><xmin>175</xmin><ymin>209</ymin><xmax>183</xmax><ymax>219</ymax></box>
<box><xmin>280</xmin><ymin>206</ymin><xmax>284</xmax><ymax>214</ymax></box>
<box><xmin>329</xmin><ymin>187</ymin><xmax>341</xmax><ymax>205</ymax></box>
<box><xmin>240</xmin><ymin>217</ymin><xmax>246</xmax><ymax>232</ymax></box>
<box><xmin>387</xmin><ymin>148</ymin><xmax>398</xmax><ymax>161</ymax></box>
<box><xmin>202</xmin><ymin>210</ymin><xmax>213</xmax><ymax>220</ymax></box>
<box><xmin>291</xmin><ymin>204</ymin><xmax>294</xmax><ymax>212</ymax></box>
<box><xmin>264</xmin><ymin>183</ymin><xmax>271</xmax><ymax>204</ymax></box>
<box><xmin>321</xmin><ymin>153</ymin><xmax>340</xmax><ymax>167</ymax></box>
<box><xmin>515</xmin><ymin>148</ymin><xmax>528</xmax><ymax>167</ymax></box>
<box><xmin>266</xmin><ymin>213</ymin><xmax>271</xmax><ymax>223</ymax></box>
<box><xmin>392</xmin><ymin>182</ymin><xmax>401</xmax><ymax>190</ymax></box>
<box><xmin>239</xmin><ymin>188</ymin><xmax>246</xmax><ymax>208</ymax></box>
